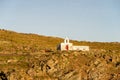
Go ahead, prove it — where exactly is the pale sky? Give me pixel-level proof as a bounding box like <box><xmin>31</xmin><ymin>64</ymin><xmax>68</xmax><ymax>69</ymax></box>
<box><xmin>0</xmin><ymin>0</ymin><xmax>120</xmax><ymax>42</ymax></box>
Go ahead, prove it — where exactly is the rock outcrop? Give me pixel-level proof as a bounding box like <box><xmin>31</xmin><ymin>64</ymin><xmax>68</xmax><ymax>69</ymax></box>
<box><xmin>0</xmin><ymin>50</ymin><xmax>120</xmax><ymax>80</ymax></box>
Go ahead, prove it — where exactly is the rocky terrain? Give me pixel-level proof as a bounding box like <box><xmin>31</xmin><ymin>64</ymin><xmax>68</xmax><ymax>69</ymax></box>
<box><xmin>0</xmin><ymin>50</ymin><xmax>120</xmax><ymax>80</ymax></box>
<box><xmin>0</xmin><ymin>29</ymin><xmax>120</xmax><ymax>80</ymax></box>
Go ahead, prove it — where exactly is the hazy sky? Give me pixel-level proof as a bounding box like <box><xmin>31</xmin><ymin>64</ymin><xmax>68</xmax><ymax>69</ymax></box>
<box><xmin>0</xmin><ymin>0</ymin><xmax>120</xmax><ymax>42</ymax></box>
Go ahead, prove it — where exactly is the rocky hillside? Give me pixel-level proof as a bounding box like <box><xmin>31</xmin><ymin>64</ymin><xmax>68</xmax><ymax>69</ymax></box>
<box><xmin>0</xmin><ymin>50</ymin><xmax>120</xmax><ymax>80</ymax></box>
<box><xmin>0</xmin><ymin>29</ymin><xmax>120</xmax><ymax>80</ymax></box>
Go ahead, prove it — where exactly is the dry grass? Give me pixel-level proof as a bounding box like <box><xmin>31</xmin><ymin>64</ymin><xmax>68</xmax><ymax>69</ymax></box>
<box><xmin>0</xmin><ymin>29</ymin><xmax>120</xmax><ymax>54</ymax></box>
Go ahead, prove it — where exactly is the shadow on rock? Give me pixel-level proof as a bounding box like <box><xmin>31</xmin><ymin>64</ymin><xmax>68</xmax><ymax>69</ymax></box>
<box><xmin>0</xmin><ymin>71</ymin><xmax>8</xmax><ymax>80</ymax></box>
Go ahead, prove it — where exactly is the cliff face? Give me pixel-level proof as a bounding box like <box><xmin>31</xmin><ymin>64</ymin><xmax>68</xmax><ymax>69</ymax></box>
<box><xmin>0</xmin><ymin>50</ymin><xmax>120</xmax><ymax>80</ymax></box>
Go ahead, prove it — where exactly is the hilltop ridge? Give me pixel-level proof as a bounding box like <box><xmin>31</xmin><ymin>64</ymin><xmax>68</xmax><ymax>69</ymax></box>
<box><xmin>0</xmin><ymin>29</ymin><xmax>120</xmax><ymax>54</ymax></box>
<box><xmin>0</xmin><ymin>29</ymin><xmax>63</xmax><ymax>53</ymax></box>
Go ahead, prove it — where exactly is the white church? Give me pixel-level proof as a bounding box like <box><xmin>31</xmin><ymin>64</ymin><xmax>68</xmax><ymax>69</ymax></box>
<box><xmin>57</xmin><ymin>37</ymin><xmax>89</xmax><ymax>51</ymax></box>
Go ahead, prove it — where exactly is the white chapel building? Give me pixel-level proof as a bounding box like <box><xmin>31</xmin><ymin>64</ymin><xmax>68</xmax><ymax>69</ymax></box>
<box><xmin>57</xmin><ymin>37</ymin><xmax>89</xmax><ymax>51</ymax></box>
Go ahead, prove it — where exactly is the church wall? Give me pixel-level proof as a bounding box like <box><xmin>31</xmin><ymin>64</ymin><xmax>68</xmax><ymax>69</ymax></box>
<box><xmin>72</xmin><ymin>46</ymin><xmax>89</xmax><ymax>51</ymax></box>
